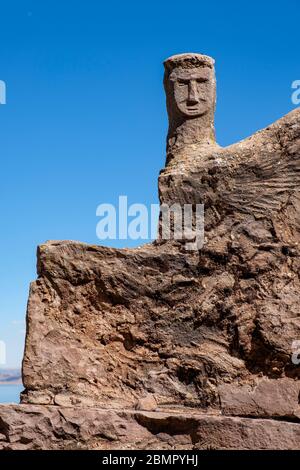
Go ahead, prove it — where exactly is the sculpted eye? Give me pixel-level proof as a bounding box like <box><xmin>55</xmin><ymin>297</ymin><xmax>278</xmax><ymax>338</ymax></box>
<box><xmin>196</xmin><ymin>78</ymin><xmax>208</xmax><ymax>83</ymax></box>
<box><xmin>177</xmin><ymin>79</ymin><xmax>187</xmax><ymax>86</ymax></box>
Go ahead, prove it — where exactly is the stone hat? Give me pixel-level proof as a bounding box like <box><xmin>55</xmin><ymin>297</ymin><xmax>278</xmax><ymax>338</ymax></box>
<box><xmin>164</xmin><ymin>53</ymin><xmax>215</xmax><ymax>73</ymax></box>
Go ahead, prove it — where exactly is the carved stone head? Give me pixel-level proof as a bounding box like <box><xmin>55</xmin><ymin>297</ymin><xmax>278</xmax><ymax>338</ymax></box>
<box><xmin>164</xmin><ymin>53</ymin><xmax>216</xmax><ymax>152</ymax></box>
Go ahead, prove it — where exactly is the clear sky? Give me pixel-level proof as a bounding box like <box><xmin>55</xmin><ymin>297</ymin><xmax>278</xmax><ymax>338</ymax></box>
<box><xmin>0</xmin><ymin>0</ymin><xmax>299</xmax><ymax>368</ymax></box>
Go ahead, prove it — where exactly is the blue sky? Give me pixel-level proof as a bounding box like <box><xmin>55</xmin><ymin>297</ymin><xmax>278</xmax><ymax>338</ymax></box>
<box><xmin>0</xmin><ymin>0</ymin><xmax>299</xmax><ymax>368</ymax></box>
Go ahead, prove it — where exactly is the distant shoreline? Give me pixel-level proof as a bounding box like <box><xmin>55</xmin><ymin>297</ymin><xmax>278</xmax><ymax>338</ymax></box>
<box><xmin>0</xmin><ymin>369</ymin><xmax>22</xmax><ymax>386</ymax></box>
<box><xmin>0</xmin><ymin>380</ymin><xmax>22</xmax><ymax>385</ymax></box>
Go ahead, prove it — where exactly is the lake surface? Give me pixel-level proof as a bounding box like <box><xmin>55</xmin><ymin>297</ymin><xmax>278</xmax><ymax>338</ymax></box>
<box><xmin>0</xmin><ymin>385</ymin><xmax>23</xmax><ymax>403</ymax></box>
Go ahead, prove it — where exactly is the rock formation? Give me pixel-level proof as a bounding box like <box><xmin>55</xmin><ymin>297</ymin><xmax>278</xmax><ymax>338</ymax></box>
<box><xmin>1</xmin><ymin>53</ymin><xmax>300</xmax><ymax>450</ymax></box>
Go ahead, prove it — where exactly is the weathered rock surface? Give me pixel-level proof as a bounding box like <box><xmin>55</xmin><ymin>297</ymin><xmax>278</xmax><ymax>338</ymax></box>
<box><xmin>10</xmin><ymin>53</ymin><xmax>300</xmax><ymax>449</ymax></box>
<box><xmin>22</xmin><ymin>111</ymin><xmax>300</xmax><ymax>418</ymax></box>
<box><xmin>21</xmin><ymin>235</ymin><xmax>300</xmax><ymax>418</ymax></box>
<box><xmin>1</xmin><ymin>405</ymin><xmax>300</xmax><ymax>450</ymax></box>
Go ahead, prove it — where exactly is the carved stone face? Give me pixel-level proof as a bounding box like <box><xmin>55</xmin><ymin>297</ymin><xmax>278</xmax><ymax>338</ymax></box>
<box><xmin>169</xmin><ymin>66</ymin><xmax>214</xmax><ymax>118</ymax></box>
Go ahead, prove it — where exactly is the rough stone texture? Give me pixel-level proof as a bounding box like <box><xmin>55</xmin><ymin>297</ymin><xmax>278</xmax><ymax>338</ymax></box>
<box><xmin>10</xmin><ymin>53</ymin><xmax>300</xmax><ymax>448</ymax></box>
<box><xmin>219</xmin><ymin>378</ymin><xmax>300</xmax><ymax>419</ymax></box>
<box><xmin>1</xmin><ymin>405</ymin><xmax>300</xmax><ymax>450</ymax></box>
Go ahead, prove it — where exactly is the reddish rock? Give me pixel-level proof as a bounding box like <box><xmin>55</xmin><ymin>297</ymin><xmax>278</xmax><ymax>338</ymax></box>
<box><xmin>1</xmin><ymin>405</ymin><xmax>300</xmax><ymax>450</ymax></box>
<box><xmin>135</xmin><ymin>394</ymin><xmax>158</xmax><ymax>411</ymax></box>
<box><xmin>11</xmin><ymin>53</ymin><xmax>300</xmax><ymax>449</ymax></box>
<box><xmin>219</xmin><ymin>378</ymin><xmax>300</xmax><ymax>419</ymax></box>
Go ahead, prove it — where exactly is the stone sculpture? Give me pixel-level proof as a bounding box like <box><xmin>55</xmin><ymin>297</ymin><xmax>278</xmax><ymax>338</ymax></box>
<box><xmin>1</xmin><ymin>53</ymin><xmax>300</xmax><ymax>450</ymax></box>
<box><xmin>164</xmin><ymin>53</ymin><xmax>216</xmax><ymax>157</ymax></box>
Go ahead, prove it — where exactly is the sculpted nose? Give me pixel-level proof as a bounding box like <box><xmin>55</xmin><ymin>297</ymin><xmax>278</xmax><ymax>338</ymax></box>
<box><xmin>187</xmin><ymin>80</ymin><xmax>199</xmax><ymax>105</ymax></box>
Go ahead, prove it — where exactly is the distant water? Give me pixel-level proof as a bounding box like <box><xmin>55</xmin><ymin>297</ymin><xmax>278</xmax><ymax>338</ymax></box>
<box><xmin>0</xmin><ymin>385</ymin><xmax>23</xmax><ymax>404</ymax></box>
